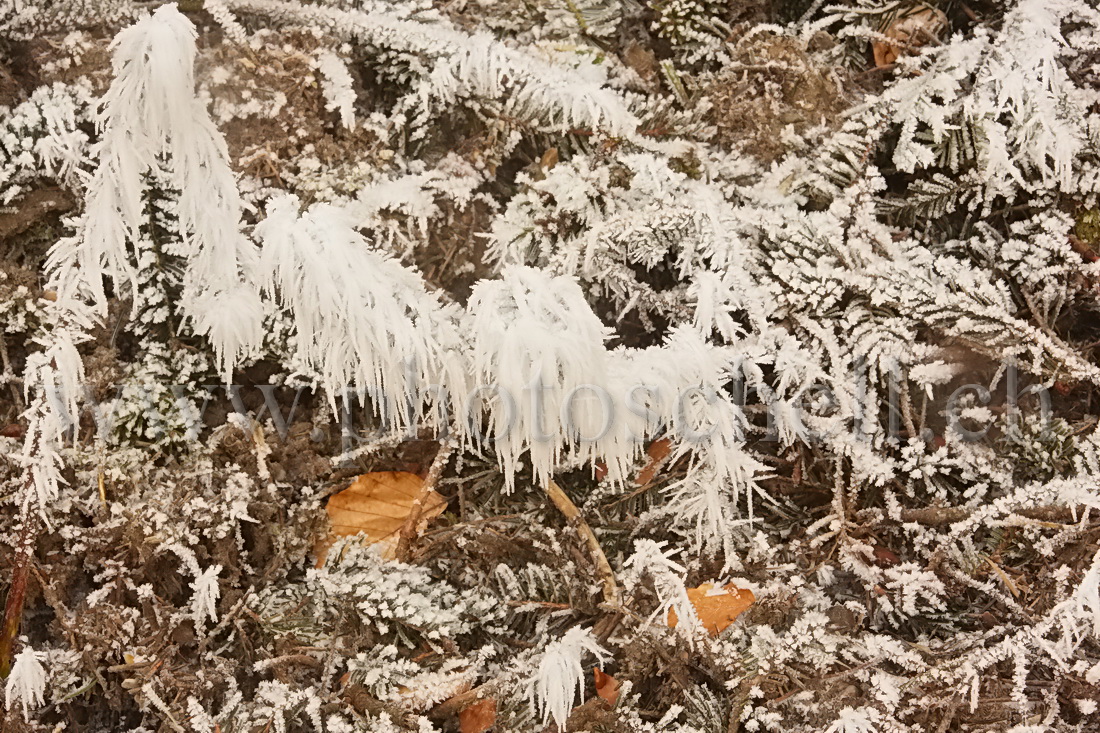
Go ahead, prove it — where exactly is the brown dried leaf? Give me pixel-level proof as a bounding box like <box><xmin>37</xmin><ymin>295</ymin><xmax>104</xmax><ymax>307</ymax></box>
<box><xmin>593</xmin><ymin>668</ymin><xmax>620</xmax><ymax>706</ymax></box>
<box><xmin>636</xmin><ymin>438</ymin><xmax>672</xmax><ymax>486</ymax></box>
<box><xmin>315</xmin><ymin>471</ymin><xmax>446</xmax><ymax>563</ymax></box>
<box><xmin>623</xmin><ymin>41</ymin><xmax>659</xmax><ymax>82</ymax></box>
<box><xmin>667</xmin><ymin>582</ymin><xmax>755</xmax><ymax>636</ymax></box>
<box><xmin>872</xmin><ymin>7</ymin><xmax>947</xmax><ymax>68</ymax></box>
<box><xmin>540</xmin><ymin>147</ymin><xmax>559</xmax><ymax>171</ymax></box>
<box><xmin>0</xmin><ymin>424</ymin><xmax>24</xmax><ymax>439</ymax></box>
<box><xmin>458</xmin><ymin>698</ymin><xmax>496</xmax><ymax>733</ymax></box>
<box><xmin>872</xmin><ymin>545</ymin><xmax>900</xmax><ymax>567</ymax></box>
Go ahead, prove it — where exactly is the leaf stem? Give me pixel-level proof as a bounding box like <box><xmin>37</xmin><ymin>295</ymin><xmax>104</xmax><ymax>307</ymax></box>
<box><xmin>545</xmin><ymin>479</ymin><xmax>621</xmax><ymax>607</ymax></box>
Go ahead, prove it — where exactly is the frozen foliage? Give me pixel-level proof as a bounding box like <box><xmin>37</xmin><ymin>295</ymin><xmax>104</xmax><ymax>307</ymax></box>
<box><xmin>4</xmin><ymin>646</ymin><xmax>46</xmax><ymax>716</ymax></box>
<box><xmin>530</xmin><ymin>626</ymin><xmax>609</xmax><ymax>728</ymax></box>
<box><xmin>189</xmin><ymin>563</ymin><xmax>222</xmax><ymax>626</ymax></box>
<box><xmin>255</xmin><ymin>541</ymin><xmax>504</xmax><ymax>649</ymax></box>
<box><xmin>255</xmin><ymin>194</ymin><xmax>466</xmax><ymax>428</ymax></box>
<box><xmin>314</xmin><ymin>49</ymin><xmax>358</xmax><ymax>130</ymax></box>
<box><xmin>222</xmin><ymin>0</ymin><xmax>641</xmax><ymax>139</ymax></box>
<box><xmin>48</xmin><ymin>4</ymin><xmax>263</xmax><ymax>375</ymax></box>
<box><xmin>466</xmin><ymin>266</ymin><xmax>619</xmax><ymax>489</ymax></box>
<box><xmin>1</xmin><ymin>0</ymin><xmax>132</xmax><ymax>40</ymax></box>
<box><xmin>0</xmin><ymin>82</ymin><xmax>94</xmax><ymax>205</ymax></box>
<box><xmin>622</xmin><ymin>539</ymin><xmax>699</xmax><ymax>634</ymax></box>
<box><xmin>3</xmin><ymin>0</ymin><xmax>1100</xmax><ymax>731</ymax></box>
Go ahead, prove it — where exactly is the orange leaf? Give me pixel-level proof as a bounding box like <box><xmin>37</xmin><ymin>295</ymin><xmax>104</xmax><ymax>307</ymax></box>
<box><xmin>459</xmin><ymin>698</ymin><xmax>496</xmax><ymax>733</ymax></box>
<box><xmin>593</xmin><ymin>668</ymin><xmax>620</xmax><ymax>706</ymax></box>
<box><xmin>872</xmin><ymin>7</ymin><xmax>947</xmax><ymax>68</ymax></box>
<box><xmin>540</xmin><ymin>147</ymin><xmax>559</xmax><ymax>171</ymax></box>
<box><xmin>636</xmin><ymin>438</ymin><xmax>672</xmax><ymax>486</ymax></box>
<box><xmin>315</xmin><ymin>471</ymin><xmax>446</xmax><ymax>564</ymax></box>
<box><xmin>871</xmin><ymin>41</ymin><xmax>896</xmax><ymax>68</ymax></box>
<box><xmin>667</xmin><ymin>583</ymin><xmax>755</xmax><ymax>636</ymax></box>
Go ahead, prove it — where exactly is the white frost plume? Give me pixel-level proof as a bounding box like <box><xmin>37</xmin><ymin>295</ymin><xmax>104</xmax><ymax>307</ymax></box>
<box><xmin>825</xmin><ymin>706</ymin><xmax>884</xmax><ymax>733</ymax></box>
<box><xmin>530</xmin><ymin>626</ymin><xmax>609</xmax><ymax>729</ymax></box>
<box><xmin>5</xmin><ymin>646</ymin><xmax>47</xmax><ymax>716</ymax></box>
<box><xmin>1074</xmin><ymin>549</ymin><xmax>1100</xmax><ymax>637</ymax></box>
<box><xmin>609</xmin><ymin>329</ymin><xmax>764</xmax><ymax>547</ymax></box>
<box><xmin>50</xmin><ymin>3</ymin><xmax>263</xmax><ymax>376</ymax></box>
<box><xmin>191</xmin><ymin>564</ymin><xmax>223</xmax><ymax>626</ymax></box>
<box><xmin>622</xmin><ymin>540</ymin><xmax>698</xmax><ymax>637</ymax></box>
<box><xmin>255</xmin><ymin>194</ymin><xmax>466</xmax><ymax>428</ymax></box>
<box><xmin>466</xmin><ymin>266</ymin><xmax>616</xmax><ymax>489</ymax></box>
<box><xmin>314</xmin><ymin>49</ymin><xmax>357</xmax><ymax>129</ymax></box>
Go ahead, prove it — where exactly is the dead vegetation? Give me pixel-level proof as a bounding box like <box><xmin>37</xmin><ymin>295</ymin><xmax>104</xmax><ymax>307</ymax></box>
<box><xmin>2</xmin><ymin>2</ymin><xmax>1100</xmax><ymax>732</ymax></box>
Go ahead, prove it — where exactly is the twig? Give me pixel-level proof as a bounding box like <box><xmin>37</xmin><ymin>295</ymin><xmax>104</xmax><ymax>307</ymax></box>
<box><xmin>544</xmin><ymin>479</ymin><xmax>621</xmax><ymax>607</ymax></box>
<box><xmin>0</xmin><ymin>506</ymin><xmax>38</xmax><ymax>677</ymax></box>
<box><xmin>796</xmin><ymin>0</ymin><xmax>828</xmax><ymax>26</ymax></box>
<box><xmin>856</xmin><ymin>504</ymin><xmax>1087</xmax><ymax>527</ymax></box>
<box><xmin>397</xmin><ymin>438</ymin><xmax>455</xmax><ymax>560</ymax></box>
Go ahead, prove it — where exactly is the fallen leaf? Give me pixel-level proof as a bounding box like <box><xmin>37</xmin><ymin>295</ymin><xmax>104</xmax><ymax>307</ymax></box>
<box><xmin>315</xmin><ymin>471</ymin><xmax>446</xmax><ymax>564</ymax></box>
<box><xmin>0</xmin><ymin>423</ymin><xmax>24</xmax><ymax>439</ymax></box>
<box><xmin>458</xmin><ymin>697</ymin><xmax>496</xmax><ymax>733</ymax></box>
<box><xmin>593</xmin><ymin>668</ymin><xmax>620</xmax><ymax>706</ymax></box>
<box><xmin>667</xmin><ymin>582</ymin><xmax>755</xmax><ymax>636</ymax></box>
<box><xmin>623</xmin><ymin>41</ymin><xmax>659</xmax><ymax>82</ymax></box>
<box><xmin>636</xmin><ymin>438</ymin><xmax>672</xmax><ymax>486</ymax></box>
<box><xmin>872</xmin><ymin>7</ymin><xmax>947</xmax><ymax>68</ymax></box>
<box><xmin>540</xmin><ymin>147</ymin><xmax>559</xmax><ymax>171</ymax></box>
<box><xmin>872</xmin><ymin>545</ymin><xmax>900</xmax><ymax>567</ymax></box>
<box><xmin>1068</xmin><ymin>234</ymin><xmax>1098</xmax><ymax>263</ymax></box>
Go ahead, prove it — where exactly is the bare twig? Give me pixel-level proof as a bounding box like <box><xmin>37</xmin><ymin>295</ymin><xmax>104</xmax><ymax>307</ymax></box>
<box><xmin>0</xmin><ymin>507</ymin><xmax>38</xmax><ymax>677</ymax></box>
<box><xmin>545</xmin><ymin>479</ymin><xmax>621</xmax><ymax>607</ymax></box>
<box><xmin>857</xmin><ymin>504</ymin><xmax>1088</xmax><ymax>527</ymax></box>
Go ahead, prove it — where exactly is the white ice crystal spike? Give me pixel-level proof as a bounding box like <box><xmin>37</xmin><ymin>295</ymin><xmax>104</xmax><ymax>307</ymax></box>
<box><xmin>191</xmin><ymin>564</ymin><xmax>223</xmax><ymax>626</ymax></box>
<box><xmin>607</xmin><ymin>329</ymin><xmax>765</xmax><ymax>544</ymax></box>
<box><xmin>5</xmin><ymin>646</ymin><xmax>47</xmax><ymax>716</ymax></box>
<box><xmin>824</xmin><ymin>707</ymin><xmax>883</xmax><ymax>733</ymax></box>
<box><xmin>622</xmin><ymin>540</ymin><xmax>698</xmax><ymax>637</ymax></box>
<box><xmin>254</xmin><ymin>194</ymin><xmax>466</xmax><ymax>427</ymax></box>
<box><xmin>49</xmin><ymin>3</ymin><xmax>261</xmax><ymax>377</ymax></box>
<box><xmin>530</xmin><ymin>627</ymin><xmax>609</xmax><ymax>729</ymax></box>
<box><xmin>465</xmin><ymin>265</ymin><xmax>616</xmax><ymax>489</ymax></box>
<box><xmin>16</xmin><ymin>316</ymin><xmax>89</xmax><ymax>521</ymax></box>
<box><xmin>465</xmin><ymin>271</ymin><xmax>765</xmax><ymax>541</ymax></box>
<box><xmin>314</xmin><ymin>49</ymin><xmax>358</xmax><ymax>129</ymax></box>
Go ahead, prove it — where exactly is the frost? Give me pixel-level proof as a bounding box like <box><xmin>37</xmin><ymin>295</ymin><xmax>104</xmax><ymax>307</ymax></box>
<box><xmin>6</xmin><ymin>0</ymin><xmax>1100</xmax><ymax>730</ymax></box>
<box><xmin>47</xmin><ymin>4</ymin><xmax>263</xmax><ymax>375</ymax></box>
<box><xmin>190</xmin><ymin>564</ymin><xmax>223</xmax><ymax>626</ymax></box>
<box><xmin>530</xmin><ymin>626</ymin><xmax>609</xmax><ymax>729</ymax></box>
<box><xmin>314</xmin><ymin>49</ymin><xmax>357</xmax><ymax>129</ymax></box>
<box><xmin>4</xmin><ymin>646</ymin><xmax>47</xmax><ymax>716</ymax></box>
<box><xmin>824</xmin><ymin>707</ymin><xmax>882</xmax><ymax>733</ymax></box>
